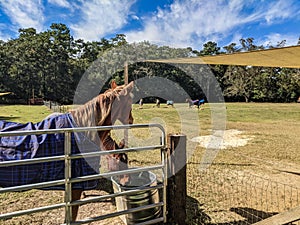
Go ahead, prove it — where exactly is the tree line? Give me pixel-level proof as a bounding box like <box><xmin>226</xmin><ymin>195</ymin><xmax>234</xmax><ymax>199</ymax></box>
<box><xmin>194</xmin><ymin>38</ymin><xmax>300</xmax><ymax>102</ymax></box>
<box><xmin>0</xmin><ymin>23</ymin><xmax>299</xmax><ymax>104</ymax></box>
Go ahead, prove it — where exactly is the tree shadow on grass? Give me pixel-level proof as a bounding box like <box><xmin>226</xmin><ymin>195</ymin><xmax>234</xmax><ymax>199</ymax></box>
<box><xmin>186</xmin><ymin>195</ymin><xmax>211</xmax><ymax>224</ymax></box>
<box><xmin>228</xmin><ymin>207</ymin><xmax>278</xmax><ymax>224</ymax></box>
<box><xmin>204</xmin><ymin>207</ymin><xmax>278</xmax><ymax>225</ymax></box>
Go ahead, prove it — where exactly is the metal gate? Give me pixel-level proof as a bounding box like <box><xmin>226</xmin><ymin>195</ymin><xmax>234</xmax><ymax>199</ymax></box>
<box><xmin>0</xmin><ymin>123</ymin><xmax>167</xmax><ymax>225</ymax></box>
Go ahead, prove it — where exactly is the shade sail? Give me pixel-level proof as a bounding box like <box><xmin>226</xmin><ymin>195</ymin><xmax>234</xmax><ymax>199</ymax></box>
<box><xmin>147</xmin><ymin>45</ymin><xmax>300</xmax><ymax>68</ymax></box>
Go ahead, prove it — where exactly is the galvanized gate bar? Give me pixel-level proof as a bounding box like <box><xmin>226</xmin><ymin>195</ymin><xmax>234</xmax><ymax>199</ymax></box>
<box><xmin>70</xmin><ymin>165</ymin><xmax>164</xmax><ymax>183</ymax></box>
<box><xmin>70</xmin><ymin>145</ymin><xmax>163</xmax><ymax>159</ymax></box>
<box><xmin>0</xmin><ymin>179</ymin><xmax>66</xmax><ymax>193</ymax></box>
<box><xmin>0</xmin><ymin>185</ymin><xmax>164</xmax><ymax>221</ymax></box>
<box><xmin>0</xmin><ymin>164</ymin><xmax>163</xmax><ymax>193</ymax></box>
<box><xmin>0</xmin><ymin>155</ymin><xmax>65</xmax><ymax>167</ymax></box>
<box><xmin>0</xmin><ymin>203</ymin><xmax>65</xmax><ymax>220</ymax></box>
<box><xmin>0</xmin><ymin>123</ymin><xmax>165</xmax><ymax>137</ymax></box>
<box><xmin>69</xmin><ymin>202</ymin><xmax>164</xmax><ymax>225</ymax></box>
<box><xmin>0</xmin><ymin>123</ymin><xmax>167</xmax><ymax>224</ymax></box>
<box><xmin>70</xmin><ymin>184</ymin><xmax>164</xmax><ymax>207</ymax></box>
<box><xmin>162</xmin><ymin>146</ymin><xmax>168</xmax><ymax>223</ymax></box>
<box><xmin>0</xmin><ymin>145</ymin><xmax>162</xmax><ymax>167</ymax></box>
<box><xmin>64</xmin><ymin>131</ymin><xmax>72</xmax><ymax>224</ymax></box>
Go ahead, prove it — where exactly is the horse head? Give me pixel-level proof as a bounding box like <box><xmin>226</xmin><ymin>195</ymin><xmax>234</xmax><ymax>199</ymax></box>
<box><xmin>70</xmin><ymin>81</ymin><xmax>134</xmax><ymax>186</ymax></box>
<box><xmin>70</xmin><ymin>81</ymin><xmax>134</xmax><ymax>142</ymax></box>
<box><xmin>101</xmin><ymin>80</ymin><xmax>134</xmax><ymax>126</ymax></box>
<box><xmin>100</xmin><ymin>81</ymin><xmax>134</xmax><ymax>185</ymax></box>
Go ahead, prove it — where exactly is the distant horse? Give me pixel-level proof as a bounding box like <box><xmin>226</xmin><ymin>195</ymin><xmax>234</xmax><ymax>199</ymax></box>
<box><xmin>156</xmin><ymin>99</ymin><xmax>160</xmax><ymax>108</ymax></box>
<box><xmin>0</xmin><ymin>80</ymin><xmax>134</xmax><ymax>222</ymax></box>
<box><xmin>186</xmin><ymin>98</ymin><xmax>205</xmax><ymax>109</ymax></box>
<box><xmin>166</xmin><ymin>100</ymin><xmax>174</xmax><ymax>107</ymax></box>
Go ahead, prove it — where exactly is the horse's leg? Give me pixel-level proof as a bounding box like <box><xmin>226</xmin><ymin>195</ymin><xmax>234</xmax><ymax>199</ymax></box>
<box><xmin>71</xmin><ymin>190</ymin><xmax>82</xmax><ymax>222</ymax></box>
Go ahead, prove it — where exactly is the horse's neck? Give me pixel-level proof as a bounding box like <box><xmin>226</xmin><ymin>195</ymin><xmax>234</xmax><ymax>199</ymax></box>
<box><xmin>70</xmin><ymin>101</ymin><xmax>113</xmax><ymax>147</ymax></box>
<box><xmin>98</xmin><ymin>115</ymin><xmax>112</xmax><ymax>147</ymax></box>
<box><xmin>70</xmin><ymin>99</ymin><xmax>97</xmax><ymax>126</ymax></box>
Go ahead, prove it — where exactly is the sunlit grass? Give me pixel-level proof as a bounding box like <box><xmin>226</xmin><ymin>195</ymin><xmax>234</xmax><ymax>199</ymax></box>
<box><xmin>1</xmin><ymin>103</ymin><xmax>300</xmax><ymax>224</ymax></box>
<box><xmin>0</xmin><ymin>105</ymin><xmax>51</xmax><ymax>123</ymax></box>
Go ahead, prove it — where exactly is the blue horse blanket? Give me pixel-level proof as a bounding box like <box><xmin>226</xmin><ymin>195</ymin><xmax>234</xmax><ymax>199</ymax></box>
<box><xmin>0</xmin><ymin>113</ymin><xmax>100</xmax><ymax>190</ymax></box>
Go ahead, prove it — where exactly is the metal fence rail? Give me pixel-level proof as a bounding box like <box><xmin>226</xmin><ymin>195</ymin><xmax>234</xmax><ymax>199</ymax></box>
<box><xmin>0</xmin><ymin>123</ymin><xmax>167</xmax><ymax>225</ymax></box>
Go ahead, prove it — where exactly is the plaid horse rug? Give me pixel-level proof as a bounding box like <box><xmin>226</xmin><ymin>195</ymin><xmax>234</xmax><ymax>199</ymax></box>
<box><xmin>0</xmin><ymin>113</ymin><xmax>100</xmax><ymax>190</ymax></box>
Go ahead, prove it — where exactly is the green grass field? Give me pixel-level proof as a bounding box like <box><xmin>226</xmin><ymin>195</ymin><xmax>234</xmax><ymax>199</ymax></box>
<box><xmin>2</xmin><ymin>103</ymin><xmax>300</xmax><ymax>179</ymax></box>
<box><xmin>1</xmin><ymin>103</ymin><xmax>300</xmax><ymax>224</ymax></box>
<box><xmin>1</xmin><ymin>102</ymin><xmax>300</xmax><ymax>177</ymax></box>
<box><xmin>0</xmin><ymin>105</ymin><xmax>51</xmax><ymax>123</ymax></box>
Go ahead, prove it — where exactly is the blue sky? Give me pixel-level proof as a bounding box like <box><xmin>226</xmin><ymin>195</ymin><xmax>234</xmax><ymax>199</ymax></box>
<box><xmin>0</xmin><ymin>0</ymin><xmax>300</xmax><ymax>50</ymax></box>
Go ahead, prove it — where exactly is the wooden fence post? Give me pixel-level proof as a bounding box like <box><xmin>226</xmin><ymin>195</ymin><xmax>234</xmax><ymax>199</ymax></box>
<box><xmin>167</xmin><ymin>134</ymin><xmax>187</xmax><ymax>224</ymax></box>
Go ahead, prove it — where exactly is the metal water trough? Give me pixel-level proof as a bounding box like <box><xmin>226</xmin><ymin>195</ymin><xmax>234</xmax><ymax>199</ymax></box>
<box><xmin>112</xmin><ymin>171</ymin><xmax>161</xmax><ymax>225</ymax></box>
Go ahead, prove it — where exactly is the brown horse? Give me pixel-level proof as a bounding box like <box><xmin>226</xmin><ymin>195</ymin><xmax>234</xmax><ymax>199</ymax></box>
<box><xmin>69</xmin><ymin>80</ymin><xmax>134</xmax><ymax>221</ymax></box>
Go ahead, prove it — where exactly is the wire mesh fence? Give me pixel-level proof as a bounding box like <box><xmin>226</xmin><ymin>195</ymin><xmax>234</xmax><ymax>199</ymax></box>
<box><xmin>187</xmin><ymin>150</ymin><xmax>300</xmax><ymax>225</ymax></box>
<box><xmin>43</xmin><ymin>101</ymin><xmax>70</xmax><ymax>113</ymax></box>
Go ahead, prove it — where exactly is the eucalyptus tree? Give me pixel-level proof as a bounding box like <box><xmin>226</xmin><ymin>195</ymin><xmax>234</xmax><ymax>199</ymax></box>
<box><xmin>251</xmin><ymin>40</ymin><xmax>300</xmax><ymax>102</ymax></box>
<box><xmin>222</xmin><ymin>38</ymin><xmax>265</xmax><ymax>102</ymax></box>
<box><xmin>252</xmin><ymin>68</ymin><xmax>279</xmax><ymax>102</ymax></box>
<box><xmin>197</xmin><ymin>41</ymin><xmax>227</xmax><ymax>97</ymax></box>
<box><xmin>274</xmin><ymin>68</ymin><xmax>300</xmax><ymax>102</ymax></box>
<box><xmin>223</xmin><ymin>43</ymin><xmax>239</xmax><ymax>54</ymax></box>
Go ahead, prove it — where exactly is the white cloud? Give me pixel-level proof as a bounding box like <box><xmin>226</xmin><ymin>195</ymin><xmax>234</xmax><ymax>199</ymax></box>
<box><xmin>0</xmin><ymin>0</ymin><xmax>44</xmax><ymax>31</ymax></box>
<box><xmin>264</xmin><ymin>0</ymin><xmax>297</xmax><ymax>24</ymax></box>
<box><xmin>262</xmin><ymin>33</ymin><xmax>299</xmax><ymax>47</ymax></box>
<box><xmin>131</xmin><ymin>15</ymin><xmax>139</xmax><ymax>20</ymax></box>
<box><xmin>126</xmin><ymin>0</ymin><xmax>249</xmax><ymax>47</ymax></box>
<box><xmin>70</xmin><ymin>0</ymin><xmax>136</xmax><ymax>40</ymax></box>
<box><xmin>1</xmin><ymin>0</ymin><xmax>299</xmax><ymax>49</ymax></box>
<box><xmin>125</xmin><ymin>0</ymin><xmax>300</xmax><ymax>49</ymax></box>
<box><xmin>48</xmin><ymin>0</ymin><xmax>71</xmax><ymax>9</ymax></box>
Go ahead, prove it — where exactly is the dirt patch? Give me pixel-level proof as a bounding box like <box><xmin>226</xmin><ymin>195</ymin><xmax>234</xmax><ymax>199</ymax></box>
<box><xmin>191</xmin><ymin>129</ymin><xmax>254</xmax><ymax>149</ymax></box>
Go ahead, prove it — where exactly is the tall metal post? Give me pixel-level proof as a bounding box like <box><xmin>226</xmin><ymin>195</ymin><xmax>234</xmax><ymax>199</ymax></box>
<box><xmin>124</xmin><ymin>61</ymin><xmax>129</xmax><ymax>147</ymax></box>
<box><xmin>124</xmin><ymin>61</ymin><xmax>128</xmax><ymax>85</ymax></box>
<box><xmin>64</xmin><ymin>132</ymin><xmax>72</xmax><ymax>224</ymax></box>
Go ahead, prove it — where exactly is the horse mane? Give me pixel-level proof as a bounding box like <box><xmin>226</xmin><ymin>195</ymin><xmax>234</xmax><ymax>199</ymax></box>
<box><xmin>69</xmin><ymin>82</ymin><xmax>133</xmax><ymax>145</ymax></box>
<box><xmin>71</xmin><ymin>85</ymin><xmax>123</xmax><ymax>124</ymax></box>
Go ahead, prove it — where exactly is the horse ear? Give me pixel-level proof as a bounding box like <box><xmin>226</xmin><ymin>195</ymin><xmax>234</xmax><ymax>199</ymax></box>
<box><xmin>119</xmin><ymin>81</ymin><xmax>134</xmax><ymax>97</ymax></box>
<box><xmin>111</xmin><ymin>80</ymin><xmax>118</xmax><ymax>90</ymax></box>
<box><xmin>125</xmin><ymin>81</ymin><xmax>134</xmax><ymax>93</ymax></box>
<box><xmin>111</xmin><ymin>81</ymin><xmax>134</xmax><ymax>97</ymax></box>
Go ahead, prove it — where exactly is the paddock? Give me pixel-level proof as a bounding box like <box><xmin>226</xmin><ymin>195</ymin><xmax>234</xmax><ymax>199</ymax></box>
<box><xmin>187</xmin><ymin>147</ymin><xmax>300</xmax><ymax>224</ymax></box>
<box><xmin>1</xmin><ymin>103</ymin><xmax>300</xmax><ymax>224</ymax></box>
<box><xmin>132</xmin><ymin>102</ymin><xmax>300</xmax><ymax>224</ymax></box>
<box><xmin>185</xmin><ymin>103</ymin><xmax>300</xmax><ymax>224</ymax></box>
<box><xmin>0</xmin><ymin>123</ymin><xmax>168</xmax><ymax>225</ymax></box>
<box><xmin>146</xmin><ymin>45</ymin><xmax>300</xmax><ymax>224</ymax></box>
